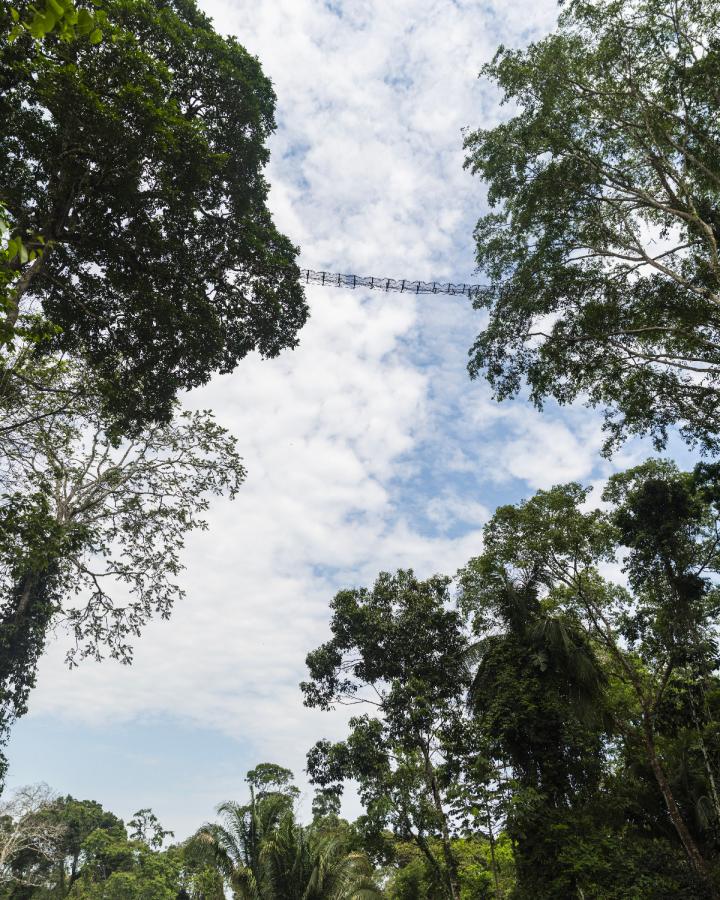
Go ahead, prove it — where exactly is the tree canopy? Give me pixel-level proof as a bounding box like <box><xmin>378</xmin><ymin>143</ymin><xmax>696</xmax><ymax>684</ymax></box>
<box><xmin>0</xmin><ymin>0</ymin><xmax>307</xmax><ymax>429</ymax></box>
<box><xmin>464</xmin><ymin>0</ymin><xmax>720</xmax><ymax>452</ymax></box>
<box><xmin>458</xmin><ymin>459</ymin><xmax>720</xmax><ymax>896</ymax></box>
<box><xmin>303</xmin><ymin>571</ymin><xmax>494</xmax><ymax>900</ymax></box>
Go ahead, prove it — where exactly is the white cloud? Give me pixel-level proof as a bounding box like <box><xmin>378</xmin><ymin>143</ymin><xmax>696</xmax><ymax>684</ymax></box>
<box><xmin>28</xmin><ymin>282</ymin><xmax>489</xmax><ymax>800</ymax></box>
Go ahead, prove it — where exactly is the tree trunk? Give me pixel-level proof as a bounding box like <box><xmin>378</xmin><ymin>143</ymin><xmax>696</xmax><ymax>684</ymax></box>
<box><xmin>485</xmin><ymin>799</ymin><xmax>501</xmax><ymax>897</ymax></box>
<box><xmin>0</xmin><ymin>568</ymin><xmax>56</xmax><ymax>728</ymax></box>
<box><xmin>5</xmin><ymin>249</ymin><xmax>50</xmax><ymax>328</ymax></box>
<box><xmin>412</xmin><ymin>830</ymin><xmax>446</xmax><ymax>887</ymax></box>
<box><xmin>419</xmin><ymin>744</ymin><xmax>460</xmax><ymax>900</ymax></box>
<box><xmin>642</xmin><ymin>712</ymin><xmax>718</xmax><ymax>897</ymax></box>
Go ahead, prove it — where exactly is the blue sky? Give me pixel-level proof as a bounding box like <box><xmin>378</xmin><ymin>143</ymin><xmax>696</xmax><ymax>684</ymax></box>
<box><xmin>5</xmin><ymin>0</ymin><xmax>688</xmax><ymax>838</ymax></box>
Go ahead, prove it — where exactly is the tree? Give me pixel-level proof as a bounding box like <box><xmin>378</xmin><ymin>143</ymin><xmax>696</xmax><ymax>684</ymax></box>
<box><xmin>176</xmin><ymin>837</ymin><xmax>226</xmax><ymax>900</ymax></box>
<box><xmin>0</xmin><ymin>0</ymin><xmax>307</xmax><ymax>429</ymax></box>
<box><xmin>259</xmin><ymin>816</ymin><xmax>381</xmax><ymax>900</ymax></box>
<box><xmin>461</xmin><ymin>462</ymin><xmax>720</xmax><ymax>895</ymax></box>
<box><xmin>0</xmin><ymin>363</ymin><xmax>245</xmax><ymax>784</ymax></box>
<box><xmin>193</xmin><ymin>765</ymin><xmax>381</xmax><ymax>899</ymax></box>
<box><xmin>192</xmin><ymin>765</ymin><xmax>298</xmax><ymax>897</ymax></box>
<box><xmin>128</xmin><ymin>810</ymin><xmax>173</xmax><ymax>851</ymax></box>
<box><xmin>457</xmin><ymin>570</ymin><xmax>608</xmax><ymax>897</ymax></box>
<box><xmin>464</xmin><ymin>0</ymin><xmax>720</xmax><ymax>453</ymax></box>
<box><xmin>66</xmin><ymin>826</ymin><xmax>181</xmax><ymax>899</ymax></box>
<box><xmin>0</xmin><ymin>785</ymin><xmax>65</xmax><ymax>891</ymax></box>
<box><xmin>302</xmin><ymin>570</ymin><xmax>488</xmax><ymax>900</ymax></box>
<box><xmin>30</xmin><ymin>796</ymin><xmax>124</xmax><ymax>895</ymax></box>
<box><xmin>245</xmin><ymin>766</ymin><xmax>299</xmax><ymax>809</ymax></box>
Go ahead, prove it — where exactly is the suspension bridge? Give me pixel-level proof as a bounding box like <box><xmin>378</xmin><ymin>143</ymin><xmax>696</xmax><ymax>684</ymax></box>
<box><xmin>299</xmin><ymin>268</ymin><xmax>481</xmax><ymax>299</ymax></box>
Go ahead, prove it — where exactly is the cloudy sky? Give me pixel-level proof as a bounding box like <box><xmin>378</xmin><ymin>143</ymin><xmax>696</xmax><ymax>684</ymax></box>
<box><xmin>6</xmin><ymin>0</ymin><xmax>681</xmax><ymax>838</ymax></box>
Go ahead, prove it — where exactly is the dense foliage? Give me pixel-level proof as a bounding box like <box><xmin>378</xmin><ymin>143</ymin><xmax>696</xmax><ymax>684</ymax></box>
<box><xmin>0</xmin><ymin>771</ymin><xmax>383</xmax><ymax>900</ymax></box>
<box><xmin>301</xmin><ymin>461</ymin><xmax>720</xmax><ymax>898</ymax></box>
<box><xmin>464</xmin><ymin>0</ymin><xmax>720</xmax><ymax>453</ymax></box>
<box><xmin>0</xmin><ymin>0</ymin><xmax>306</xmax><ymax>428</ymax></box>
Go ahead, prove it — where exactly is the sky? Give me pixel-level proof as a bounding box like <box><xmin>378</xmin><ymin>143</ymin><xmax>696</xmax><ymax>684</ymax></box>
<box><xmin>4</xmin><ymin>0</ymin><xmax>683</xmax><ymax>839</ymax></box>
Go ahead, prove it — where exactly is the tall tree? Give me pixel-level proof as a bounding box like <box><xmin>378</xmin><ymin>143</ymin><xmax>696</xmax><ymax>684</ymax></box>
<box><xmin>462</xmin><ymin>462</ymin><xmax>720</xmax><ymax>895</ymax></box>
<box><xmin>464</xmin><ymin>0</ymin><xmax>720</xmax><ymax>452</ymax></box>
<box><xmin>457</xmin><ymin>569</ymin><xmax>608</xmax><ymax>898</ymax></box>
<box><xmin>303</xmin><ymin>570</ymin><xmax>487</xmax><ymax>900</ymax></box>
<box><xmin>0</xmin><ymin>0</ymin><xmax>306</xmax><ymax>429</ymax></box>
<box><xmin>0</xmin><ymin>364</ymin><xmax>245</xmax><ymax>784</ymax></box>
<box><xmin>193</xmin><ymin>764</ymin><xmax>298</xmax><ymax>898</ymax></box>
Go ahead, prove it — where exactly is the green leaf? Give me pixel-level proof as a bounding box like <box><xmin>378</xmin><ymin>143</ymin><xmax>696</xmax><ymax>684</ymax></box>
<box><xmin>29</xmin><ymin>11</ymin><xmax>57</xmax><ymax>38</ymax></box>
<box><xmin>76</xmin><ymin>8</ymin><xmax>92</xmax><ymax>29</ymax></box>
<box><xmin>89</xmin><ymin>27</ymin><xmax>102</xmax><ymax>43</ymax></box>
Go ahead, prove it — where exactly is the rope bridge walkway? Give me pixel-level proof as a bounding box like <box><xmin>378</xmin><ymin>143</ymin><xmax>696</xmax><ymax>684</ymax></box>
<box><xmin>299</xmin><ymin>268</ymin><xmax>481</xmax><ymax>299</ymax></box>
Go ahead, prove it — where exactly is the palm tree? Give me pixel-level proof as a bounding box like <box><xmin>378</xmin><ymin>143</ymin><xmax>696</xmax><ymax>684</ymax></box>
<box><xmin>466</xmin><ymin>577</ymin><xmax>607</xmax><ymax>766</ymax></box>
<box><xmin>192</xmin><ymin>792</ymin><xmax>289</xmax><ymax>899</ymax></box>
<box><xmin>261</xmin><ymin>815</ymin><xmax>382</xmax><ymax>900</ymax></box>
<box><xmin>464</xmin><ymin>576</ymin><xmax>607</xmax><ymax>897</ymax></box>
<box><xmin>192</xmin><ymin>793</ymin><xmax>383</xmax><ymax>899</ymax></box>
